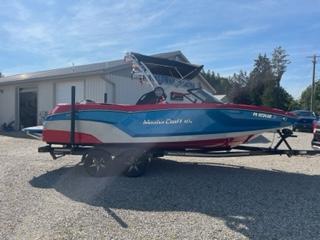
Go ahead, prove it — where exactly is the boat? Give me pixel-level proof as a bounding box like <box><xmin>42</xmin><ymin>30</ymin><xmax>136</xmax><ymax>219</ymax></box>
<box><xmin>42</xmin><ymin>99</ymin><xmax>296</xmax><ymax>150</ymax></box>
<box><xmin>25</xmin><ymin>52</ymin><xmax>299</xmax><ymax>177</ymax></box>
<box><xmin>40</xmin><ymin>52</ymin><xmax>296</xmax><ymax>150</ymax></box>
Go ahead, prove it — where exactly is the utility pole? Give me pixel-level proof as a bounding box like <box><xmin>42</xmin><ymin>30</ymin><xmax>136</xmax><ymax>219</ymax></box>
<box><xmin>307</xmin><ymin>55</ymin><xmax>320</xmax><ymax>112</ymax></box>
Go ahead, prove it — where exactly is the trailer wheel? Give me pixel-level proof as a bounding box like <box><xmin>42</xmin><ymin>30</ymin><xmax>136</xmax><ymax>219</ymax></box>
<box><xmin>83</xmin><ymin>148</ymin><xmax>113</xmax><ymax>177</ymax></box>
<box><xmin>123</xmin><ymin>152</ymin><xmax>150</xmax><ymax>177</ymax></box>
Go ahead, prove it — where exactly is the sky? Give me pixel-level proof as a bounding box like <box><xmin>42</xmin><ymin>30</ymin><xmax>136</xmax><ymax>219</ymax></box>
<box><xmin>0</xmin><ymin>0</ymin><xmax>319</xmax><ymax>98</ymax></box>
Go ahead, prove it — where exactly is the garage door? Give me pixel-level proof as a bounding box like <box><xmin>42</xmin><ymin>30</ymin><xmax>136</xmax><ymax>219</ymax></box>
<box><xmin>55</xmin><ymin>81</ymin><xmax>84</xmax><ymax>104</ymax></box>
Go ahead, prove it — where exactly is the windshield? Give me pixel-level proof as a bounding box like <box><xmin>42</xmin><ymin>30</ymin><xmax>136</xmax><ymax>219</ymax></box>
<box><xmin>185</xmin><ymin>88</ymin><xmax>223</xmax><ymax>104</ymax></box>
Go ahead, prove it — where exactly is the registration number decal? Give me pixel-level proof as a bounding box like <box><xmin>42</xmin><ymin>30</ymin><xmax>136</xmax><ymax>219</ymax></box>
<box><xmin>252</xmin><ymin>112</ymin><xmax>273</xmax><ymax>119</ymax></box>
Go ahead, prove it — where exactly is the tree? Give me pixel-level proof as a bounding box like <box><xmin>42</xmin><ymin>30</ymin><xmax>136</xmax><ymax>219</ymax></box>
<box><xmin>251</xmin><ymin>54</ymin><xmax>273</xmax><ymax>80</ymax></box>
<box><xmin>231</xmin><ymin>70</ymin><xmax>249</xmax><ymax>87</ymax></box>
<box><xmin>0</xmin><ymin>72</ymin><xmax>3</xmax><ymax>78</ymax></box>
<box><xmin>271</xmin><ymin>46</ymin><xmax>291</xmax><ymax>85</ymax></box>
<box><xmin>300</xmin><ymin>80</ymin><xmax>320</xmax><ymax>113</ymax></box>
<box><xmin>202</xmin><ymin>69</ymin><xmax>231</xmax><ymax>94</ymax></box>
<box><xmin>228</xmin><ymin>71</ymin><xmax>250</xmax><ymax>104</ymax></box>
<box><xmin>262</xmin><ymin>84</ymin><xmax>295</xmax><ymax>110</ymax></box>
<box><xmin>288</xmin><ymin>99</ymin><xmax>302</xmax><ymax>111</ymax></box>
<box><xmin>226</xmin><ymin>47</ymin><xmax>294</xmax><ymax>110</ymax></box>
<box><xmin>247</xmin><ymin>54</ymin><xmax>274</xmax><ymax>105</ymax></box>
<box><xmin>204</xmin><ymin>47</ymin><xmax>294</xmax><ymax>110</ymax></box>
<box><xmin>271</xmin><ymin>47</ymin><xmax>291</xmax><ymax>107</ymax></box>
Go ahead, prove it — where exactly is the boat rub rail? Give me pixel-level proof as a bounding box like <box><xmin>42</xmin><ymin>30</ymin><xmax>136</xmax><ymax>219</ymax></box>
<box><xmin>50</xmin><ymin>102</ymin><xmax>295</xmax><ymax>118</ymax></box>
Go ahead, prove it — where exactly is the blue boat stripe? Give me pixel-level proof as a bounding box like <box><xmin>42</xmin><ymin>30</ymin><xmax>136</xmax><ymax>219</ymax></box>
<box><xmin>45</xmin><ymin>108</ymin><xmax>296</xmax><ymax>138</ymax></box>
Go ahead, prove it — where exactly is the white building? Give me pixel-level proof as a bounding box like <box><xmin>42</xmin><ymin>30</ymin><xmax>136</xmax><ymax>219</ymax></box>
<box><xmin>0</xmin><ymin>51</ymin><xmax>215</xmax><ymax>130</ymax></box>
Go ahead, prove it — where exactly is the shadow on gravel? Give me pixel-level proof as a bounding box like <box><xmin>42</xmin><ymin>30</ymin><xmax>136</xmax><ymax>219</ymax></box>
<box><xmin>30</xmin><ymin>159</ymin><xmax>320</xmax><ymax>239</ymax></box>
<box><xmin>246</xmin><ymin>134</ymin><xmax>271</xmax><ymax>144</ymax></box>
<box><xmin>0</xmin><ymin>131</ymin><xmax>32</xmax><ymax>139</ymax></box>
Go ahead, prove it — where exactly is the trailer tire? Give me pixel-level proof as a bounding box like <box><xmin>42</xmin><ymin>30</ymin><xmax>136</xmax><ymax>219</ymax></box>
<box><xmin>83</xmin><ymin>148</ymin><xmax>113</xmax><ymax>177</ymax></box>
<box><xmin>123</xmin><ymin>153</ymin><xmax>150</xmax><ymax>177</ymax></box>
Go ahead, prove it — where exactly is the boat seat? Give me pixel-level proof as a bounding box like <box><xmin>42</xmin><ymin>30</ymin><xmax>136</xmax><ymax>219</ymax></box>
<box><xmin>136</xmin><ymin>87</ymin><xmax>166</xmax><ymax>105</ymax></box>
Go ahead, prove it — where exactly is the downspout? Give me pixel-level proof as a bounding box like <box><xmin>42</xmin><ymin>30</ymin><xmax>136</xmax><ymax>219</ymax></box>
<box><xmin>101</xmin><ymin>74</ymin><xmax>116</xmax><ymax>103</ymax></box>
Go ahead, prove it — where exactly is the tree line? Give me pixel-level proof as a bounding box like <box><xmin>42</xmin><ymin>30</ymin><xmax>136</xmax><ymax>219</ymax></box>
<box><xmin>202</xmin><ymin>46</ymin><xmax>319</xmax><ymax>113</ymax></box>
<box><xmin>299</xmin><ymin>81</ymin><xmax>320</xmax><ymax>113</ymax></box>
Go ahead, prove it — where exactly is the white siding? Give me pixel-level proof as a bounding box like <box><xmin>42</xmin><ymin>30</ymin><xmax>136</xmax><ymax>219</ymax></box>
<box><xmin>55</xmin><ymin>80</ymin><xmax>84</xmax><ymax>104</ymax></box>
<box><xmin>0</xmin><ymin>85</ymin><xmax>16</xmax><ymax>126</ymax></box>
<box><xmin>85</xmin><ymin>76</ymin><xmax>107</xmax><ymax>103</ymax></box>
<box><xmin>38</xmin><ymin>81</ymin><xmax>54</xmax><ymax>124</ymax></box>
<box><xmin>106</xmin><ymin>73</ymin><xmax>153</xmax><ymax>104</ymax></box>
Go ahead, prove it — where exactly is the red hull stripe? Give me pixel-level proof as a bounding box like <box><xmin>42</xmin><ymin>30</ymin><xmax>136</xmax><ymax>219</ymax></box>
<box><xmin>43</xmin><ymin>129</ymin><xmax>253</xmax><ymax>148</ymax></box>
<box><xmin>43</xmin><ymin>130</ymin><xmax>101</xmax><ymax>144</ymax></box>
<box><xmin>51</xmin><ymin>103</ymin><xmax>295</xmax><ymax>117</ymax></box>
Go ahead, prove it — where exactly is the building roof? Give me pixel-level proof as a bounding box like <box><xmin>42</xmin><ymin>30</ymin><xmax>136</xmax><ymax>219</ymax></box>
<box><xmin>0</xmin><ymin>50</ymin><xmax>215</xmax><ymax>93</ymax></box>
<box><xmin>0</xmin><ymin>60</ymin><xmax>122</xmax><ymax>85</ymax></box>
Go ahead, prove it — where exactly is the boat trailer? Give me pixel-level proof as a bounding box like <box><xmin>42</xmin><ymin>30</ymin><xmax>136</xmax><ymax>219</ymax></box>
<box><xmin>38</xmin><ymin>128</ymin><xmax>320</xmax><ymax>177</ymax></box>
<box><xmin>37</xmin><ymin>86</ymin><xmax>320</xmax><ymax>177</ymax></box>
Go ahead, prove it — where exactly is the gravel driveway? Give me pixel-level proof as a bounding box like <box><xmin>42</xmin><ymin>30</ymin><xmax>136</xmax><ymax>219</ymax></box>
<box><xmin>0</xmin><ymin>132</ymin><xmax>320</xmax><ymax>240</ymax></box>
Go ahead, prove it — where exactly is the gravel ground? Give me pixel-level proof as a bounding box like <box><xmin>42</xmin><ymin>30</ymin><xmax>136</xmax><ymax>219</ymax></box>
<box><xmin>0</xmin><ymin>132</ymin><xmax>320</xmax><ymax>240</ymax></box>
